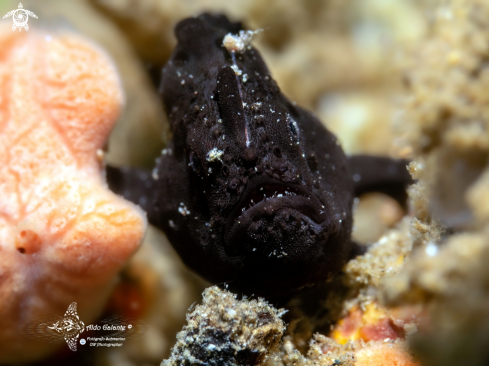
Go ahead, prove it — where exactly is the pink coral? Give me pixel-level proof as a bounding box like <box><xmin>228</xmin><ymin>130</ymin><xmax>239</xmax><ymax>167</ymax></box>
<box><xmin>0</xmin><ymin>28</ymin><xmax>146</xmax><ymax>362</ymax></box>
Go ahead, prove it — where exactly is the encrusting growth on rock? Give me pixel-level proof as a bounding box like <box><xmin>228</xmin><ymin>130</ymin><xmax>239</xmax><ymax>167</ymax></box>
<box><xmin>0</xmin><ymin>28</ymin><xmax>146</xmax><ymax>363</ymax></box>
<box><xmin>162</xmin><ymin>286</ymin><xmax>286</xmax><ymax>366</ymax></box>
<box><xmin>163</xmin><ymin>285</ymin><xmax>420</xmax><ymax>366</ymax></box>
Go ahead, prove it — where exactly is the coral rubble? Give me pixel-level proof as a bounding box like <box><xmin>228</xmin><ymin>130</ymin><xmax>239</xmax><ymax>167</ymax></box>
<box><xmin>162</xmin><ymin>286</ymin><xmax>286</xmax><ymax>366</ymax></box>
<box><xmin>380</xmin><ymin>1</ymin><xmax>489</xmax><ymax>365</ymax></box>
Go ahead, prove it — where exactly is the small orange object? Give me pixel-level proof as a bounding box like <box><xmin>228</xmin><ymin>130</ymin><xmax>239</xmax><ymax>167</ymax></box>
<box><xmin>331</xmin><ymin>303</ymin><xmax>408</xmax><ymax>344</ymax></box>
<box><xmin>0</xmin><ymin>27</ymin><xmax>146</xmax><ymax>363</ymax></box>
<box><xmin>330</xmin><ymin>303</ymin><xmax>422</xmax><ymax>366</ymax></box>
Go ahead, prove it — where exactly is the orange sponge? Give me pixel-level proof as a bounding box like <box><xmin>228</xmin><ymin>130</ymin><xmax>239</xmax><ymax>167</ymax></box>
<box><xmin>0</xmin><ymin>28</ymin><xmax>146</xmax><ymax>362</ymax></box>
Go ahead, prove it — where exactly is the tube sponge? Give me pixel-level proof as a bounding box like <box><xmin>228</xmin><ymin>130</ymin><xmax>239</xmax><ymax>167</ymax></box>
<box><xmin>0</xmin><ymin>28</ymin><xmax>146</xmax><ymax>363</ymax></box>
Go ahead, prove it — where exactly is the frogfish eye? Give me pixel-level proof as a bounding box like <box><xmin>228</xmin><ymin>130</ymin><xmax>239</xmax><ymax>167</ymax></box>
<box><xmin>288</xmin><ymin>115</ymin><xmax>300</xmax><ymax>142</ymax></box>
